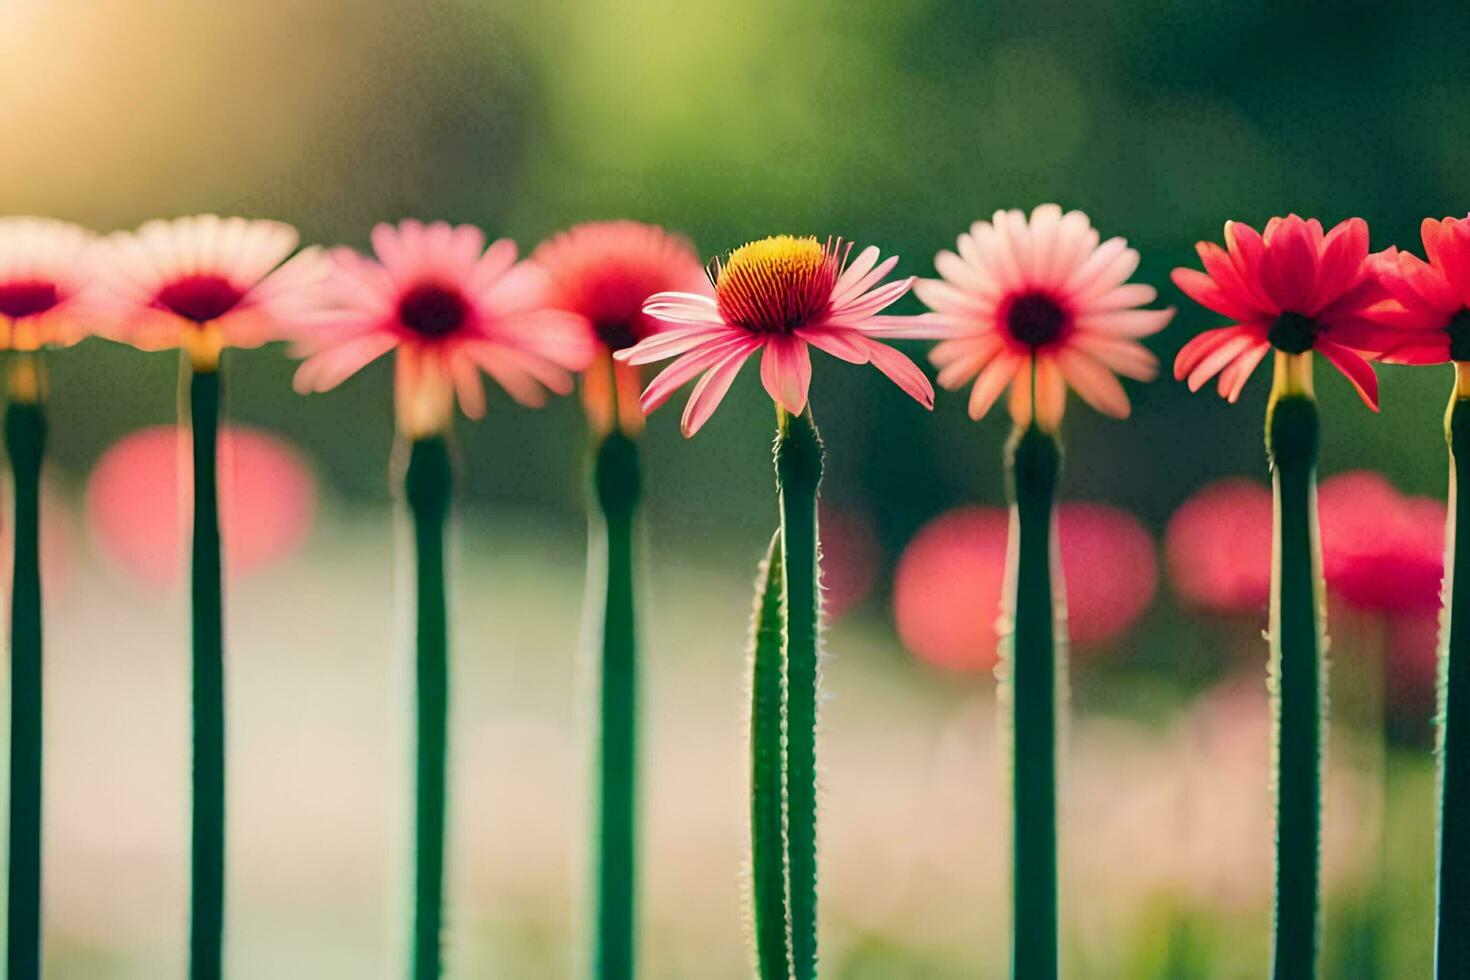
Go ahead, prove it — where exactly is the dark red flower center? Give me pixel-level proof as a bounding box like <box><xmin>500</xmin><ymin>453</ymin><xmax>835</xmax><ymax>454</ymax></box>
<box><xmin>155</xmin><ymin>275</ymin><xmax>244</xmax><ymax>323</ymax></box>
<box><xmin>1005</xmin><ymin>291</ymin><xmax>1068</xmax><ymax>347</ymax></box>
<box><xmin>595</xmin><ymin>319</ymin><xmax>641</xmax><ymax>352</ymax></box>
<box><xmin>398</xmin><ymin>283</ymin><xmax>469</xmax><ymax>337</ymax></box>
<box><xmin>1269</xmin><ymin>312</ymin><xmax>1318</xmax><ymax>354</ymax></box>
<box><xmin>1449</xmin><ymin>310</ymin><xmax>1470</xmax><ymax>362</ymax></box>
<box><xmin>0</xmin><ymin>281</ymin><xmax>60</xmax><ymax>319</ymax></box>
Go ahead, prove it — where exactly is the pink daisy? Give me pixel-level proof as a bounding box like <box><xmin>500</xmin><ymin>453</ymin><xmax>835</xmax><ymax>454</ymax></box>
<box><xmin>530</xmin><ymin>220</ymin><xmax>708</xmax><ymax>434</ymax></box>
<box><xmin>0</xmin><ymin>217</ymin><xmax>95</xmax><ymax>350</ymax></box>
<box><xmin>90</xmin><ymin>215</ymin><xmax>325</xmax><ymax>366</ymax></box>
<box><xmin>914</xmin><ymin>205</ymin><xmax>1174</xmax><ymax>429</ymax></box>
<box><xmin>1359</xmin><ymin>216</ymin><xmax>1470</xmax><ymax>364</ymax></box>
<box><xmin>292</xmin><ymin>220</ymin><xmax>596</xmax><ymax>437</ymax></box>
<box><xmin>1171</xmin><ymin>215</ymin><xmax>1396</xmax><ymax>408</ymax></box>
<box><xmin>614</xmin><ymin>234</ymin><xmax>934</xmax><ymax>437</ymax></box>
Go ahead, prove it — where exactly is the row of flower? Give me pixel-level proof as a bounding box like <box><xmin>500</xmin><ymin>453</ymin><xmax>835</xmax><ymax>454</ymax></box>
<box><xmin>3</xmin><ymin>208</ymin><xmax>1470</xmax><ymax>980</ymax></box>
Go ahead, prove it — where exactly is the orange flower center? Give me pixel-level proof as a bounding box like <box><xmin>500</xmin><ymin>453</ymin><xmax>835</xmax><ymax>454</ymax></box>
<box><xmin>713</xmin><ymin>236</ymin><xmax>837</xmax><ymax>334</ymax></box>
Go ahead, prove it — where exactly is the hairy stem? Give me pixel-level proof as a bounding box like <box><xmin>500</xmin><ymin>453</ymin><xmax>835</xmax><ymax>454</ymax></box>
<box><xmin>1265</xmin><ymin>352</ymin><xmax>1325</xmax><ymax>979</ymax></box>
<box><xmin>748</xmin><ymin>532</ymin><xmax>791</xmax><ymax>979</ymax></box>
<box><xmin>1004</xmin><ymin>422</ymin><xmax>1062</xmax><ymax>980</ymax></box>
<box><xmin>775</xmin><ymin>407</ymin><xmax>823</xmax><ymax>980</ymax></box>
<box><xmin>1437</xmin><ymin>370</ymin><xmax>1470</xmax><ymax>977</ymax></box>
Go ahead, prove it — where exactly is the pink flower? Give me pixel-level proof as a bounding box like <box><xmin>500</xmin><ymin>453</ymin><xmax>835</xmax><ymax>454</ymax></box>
<box><xmin>1165</xmin><ymin>478</ymin><xmax>1272</xmax><ymax>616</ymax></box>
<box><xmin>1172</xmin><ymin>216</ymin><xmax>1394</xmax><ymax>408</ymax></box>
<box><xmin>914</xmin><ymin>205</ymin><xmax>1174</xmax><ymax>429</ymax></box>
<box><xmin>90</xmin><ymin>215</ymin><xmax>325</xmax><ymax>366</ymax></box>
<box><xmin>530</xmin><ymin>220</ymin><xmax>708</xmax><ymax>433</ymax></box>
<box><xmin>615</xmin><ymin>235</ymin><xmax>934</xmax><ymax>437</ymax></box>
<box><xmin>1360</xmin><ymin>216</ymin><xmax>1470</xmax><ymax>364</ymax></box>
<box><xmin>893</xmin><ymin>503</ymin><xmax>1157</xmax><ymax>672</ymax></box>
<box><xmin>87</xmin><ymin>425</ymin><xmax>317</xmax><ymax>585</ymax></box>
<box><xmin>292</xmin><ymin>220</ymin><xmax>596</xmax><ymax>437</ymax></box>
<box><xmin>1318</xmin><ymin>471</ymin><xmax>1445</xmax><ymax>614</ymax></box>
<box><xmin>0</xmin><ymin>217</ymin><xmax>95</xmax><ymax>350</ymax></box>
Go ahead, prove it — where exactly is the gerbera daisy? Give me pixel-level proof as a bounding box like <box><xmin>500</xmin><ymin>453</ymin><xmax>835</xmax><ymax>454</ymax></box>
<box><xmin>90</xmin><ymin>214</ymin><xmax>325</xmax><ymax>367</ymax></box>
<box><xmin>616</xmin><ymin>234</ymin><xmax>934</xmax><ymax>436</ymax></box>
<box><xmin>1360</xmin><ymin>215</ymin><xmax>1470</xmax><ymax>364</ymax></box>
<box><xmin>531</xmin><ymin>220</ymin><xmax>708</xmax><ymax>434</ymax></box>
<box><xmin>293</xmin><ymin>219</ymin><xmax>595</xmax><ymax>437</ymax></box>
<box><xmin>1172</xmin><ymin>215</ymin><xmax>1392</xmax><ymax>408</ymax></box>
<box><xmin>0</xmin><ymin>217</ymin><xmax>95</xmax><ymax>351</ymax></box>
<box><xmin>914</xmin><ymin>205</ymin><xmax>1175</xmax><ymax>429</ymax></box>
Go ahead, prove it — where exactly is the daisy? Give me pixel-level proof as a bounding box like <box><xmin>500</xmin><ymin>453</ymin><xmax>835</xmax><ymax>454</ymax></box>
<box><xmin>531</xmin><ymin>220</ymin><xmax>708</xmax><ymax>434</ymax></box>
<box><xmin>293</xmin><ymin>219</ymin><xmax>595</xmax><ymax>437</ymax></box>
<box><xmin>1172</xmin><ymin>215</ymin><xmax>1393</xmax><ymax>408</ymax></box>
<box><xmin>914</xmin><ymin>205</ymin><xmax>1175</xmax><ymax>429</ymax></box>
<box><xmin>90</xmin><ymin>215</ymin><xmax>325</xmax><ymax>367</ymax></box>
<box><xmin>1360</xmin><ymin>215</ymin><xmax>1470</xmax><ymax>363</ymax></box>
<box><xmin>616</xmin><ymin>234</ymin><xmax>934</xmax><ymax>436</ymax></box>
<box><xmin>0</xmin><ymin>217</ymin><xmax>95</xmax><ymax>351</ymax></box>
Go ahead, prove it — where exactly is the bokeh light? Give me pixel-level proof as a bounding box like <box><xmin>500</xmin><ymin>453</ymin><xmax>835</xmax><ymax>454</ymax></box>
<box><xmin>86</xmin><ymin>425</ymin><xmax>317</xmax><ymax>585</ymax></box>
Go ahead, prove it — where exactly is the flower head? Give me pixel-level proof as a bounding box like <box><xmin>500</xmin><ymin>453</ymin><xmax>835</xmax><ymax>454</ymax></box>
<box><xmin>1318</xmin><ymin>471</ymin><xmax>1445</xmax><ymax>613</ymax></box>
<box><xmin>616</xmin><ymin>235</ymin><xmax>934</xmax><ymax>436</ymax></box>
<box><xmin>1172</xmin><ymin>216</ymin><xmax>1393</xmax><ymax>408</ymax></box>
<box><xmin>915</xmin><ymin>205</ymin><xmax>1174</xmax><ymax>429</ymax></box>
<box><xmin>292</xmin><ymin>220</ymin><xmax>596</xmax><ymax>437</ymax></box>
<box><xmin>0</xmin><ymin>217</ymin><xmax>95</xmax><ymax>350</ymax></box>
<box><xmin>1360</xmin><ymin>216</ymin><xmax>1470</xmax><ymax>363</ymax></box>
<box><xmin>531</xmin><ymin>220</ymin><xmax>707</xmax><ymax>433</ymax></box>
<box><xmin>90</xmin><ymin>215</ymin><xmax>325</xmax><ymax>368</ymax></box>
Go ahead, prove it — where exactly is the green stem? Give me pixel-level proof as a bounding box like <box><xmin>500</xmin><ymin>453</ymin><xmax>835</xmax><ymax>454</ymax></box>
<box><xmin>1265</xmin><ymin>391</ymin><xmax>1324</xmax><ymax>979</ymax></box>
<box><xmin>6</xmin><ymin>386</ymin><xmax>46</xmax><ymax>980</ymax></box>
<box><xmin>749</xmin><ymin>532</ymin><xmax>791</xmax><ymax>980</ymax></box>
<box><xmin>775</xmin><ymin>407</ymin><xmax>823</xmax><ymax>980</ymax></box>
<box><xmin>188</xmin><ymin>364</ymin><xmax>225</xmax><ymax>980</ymax></box>
<box><xmin>405</xmin><ymin>436</ymin><xmax>452</xmax><ymax>980</ymax></box>
<box><xmin>1436</xmin><ymin>386</ymin><xmax>1470</xmax><ymax>977</ymax></box>
<box><xmin>1004</xmin><ymin>423</ymin><xmax>1062</xmax><ymax>980</ymax></box>
<box><xmin>590</xmin><ymin>430</ymin><xmax>640</xmax><ymax>979</ymax></box>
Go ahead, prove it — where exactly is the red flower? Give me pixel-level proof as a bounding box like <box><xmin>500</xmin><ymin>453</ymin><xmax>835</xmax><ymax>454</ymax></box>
<box><xmin>1165</xmin><ymin>478</ymin><xmax>1272</xmax><ymax>616</ymax></box>
<box><xmin>1171</xmin><ymin>216</ymin><xmax>1393</xmax><ymax>408</ymax></box>
<box><xmin>1361</xmin><ymin>216</ymin><xmax>1470</xmax><ymax>364</ymax></box>
<box><xmin>893</xmin><ymin>503</ymin><xmax>1156</xmax><ymax>672</ymax></box>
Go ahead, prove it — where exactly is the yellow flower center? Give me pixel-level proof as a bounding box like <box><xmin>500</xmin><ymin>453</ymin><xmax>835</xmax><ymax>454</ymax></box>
<box><xmin>714</xmin><ymin>235</ymin><xmax>838</xmax><ymax>333</ymax></box>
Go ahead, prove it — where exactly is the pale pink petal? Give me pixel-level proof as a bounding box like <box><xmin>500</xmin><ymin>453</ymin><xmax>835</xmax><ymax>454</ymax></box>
<box><xmin>796</xmin><ymin>325</ymin><xmax>871</xmax><ymax>364</ymax></box>
<box><xmin>681</xmin><ymin>347</ymin><xmax>753</xmax><ymax>437</ymax></box>
<box><xmin>1056</xmin><ymin>349</ymin><xmax>1131</xmax><ymax>418</ymax></box>
<box><xmin>857</xmin><ymin>338</ymin><xmax>934</xmax><ymax>408</ymax></box>
<box><xmin>1074</xmin><ymin>308</ymin><xmax>1175</xmax><ymax>338</ymax></box>
<box><xmin>639</xmin><ymin>337</ymin><xmax>759</xmax><ymax>414</ymax></box>
<box><xmin>618</xmin><ymin>324</ymin><xmax>740</xmax><ymax>365</ymax></box>
<box><xmin>759</xmin><ymin>335</ymin><xmax>812</xmax><ymax>414</ymax></box>
<box><xmin>968</xmin><ymin>354</ymin><xmax>1022</xmax><ymax>420</ymax></box>
<box><xmin>292</xmin><ymin>332</ymin><xmax>399</xmax><ymax>393</ymax></box>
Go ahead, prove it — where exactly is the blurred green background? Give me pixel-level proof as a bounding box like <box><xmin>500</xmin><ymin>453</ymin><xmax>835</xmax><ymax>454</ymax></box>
<box><xmin>4</xmin><ymin>0</ymin><xmax>1470</xmax><ymax>976</ymax></box>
